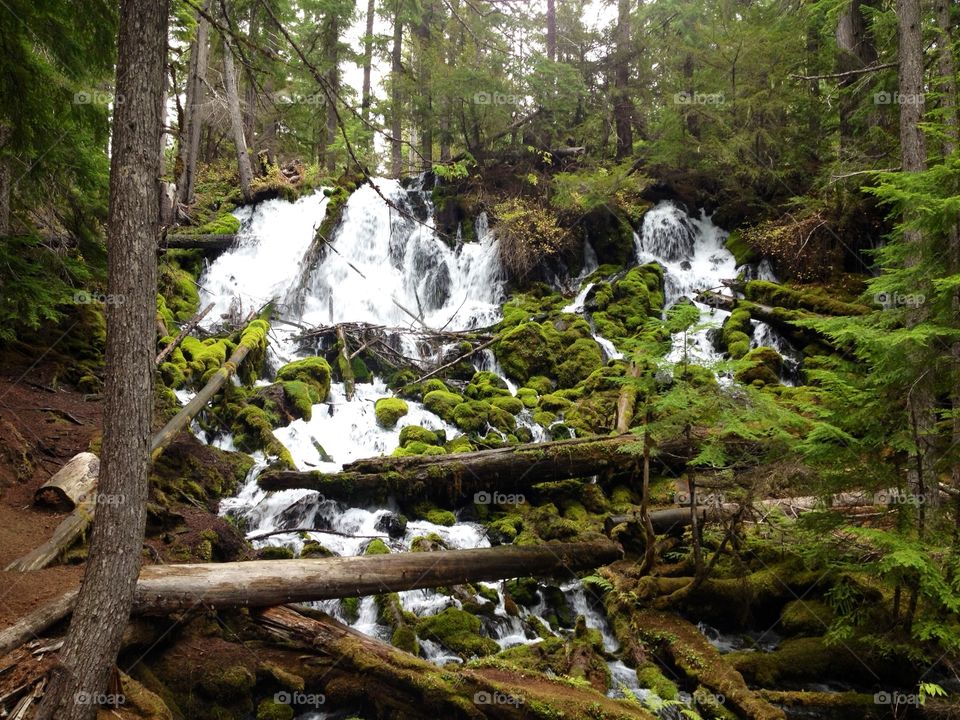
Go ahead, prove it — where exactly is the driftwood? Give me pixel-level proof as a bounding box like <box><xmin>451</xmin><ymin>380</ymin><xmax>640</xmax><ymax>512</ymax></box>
<box><xmin>0</xmin><ymin>541</ymin><xmax>621</xmax><ymax>656</ymax></box>
<box><xmin>156</xmin><ymin>302</ymin><xmax>214</xmax><ymax>364</ymax></box>
<box><xmin>33</xmin><ymin>453</ymin><xmax>99</xmax><ymax>511</ymax></box>
<box><xmin>257</xmin><ymin>433</ymin><xmax>702</xmax><ymax>504</ymax></box>
<box><xmin>6</xmin><ymin>317</ymin><xmax>268</xmax><ymax>572</ymax></box>
<box><xmin>336</xmin><ymin>325</ymin><xmax>355</xmax><ymax>401</ymax></box>
<box><xmin>160</xmin><ymin>233</ymin><xmax>236</xmax><ymax>251</ymax></box>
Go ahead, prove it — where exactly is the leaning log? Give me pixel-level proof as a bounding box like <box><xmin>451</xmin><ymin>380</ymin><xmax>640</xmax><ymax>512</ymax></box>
<box><xmin>33</xmin><ymin>453</ymin><xmax>99</xmax><ymax>511</ymax></box>
<box><xmin>155</xmin><ymin>302</ymin><xmax>214</xmax><ymax>364</ymax></box>
<box><xmin>6</xmin><ymin>318</ymin><xmax>269</xmax><ymax>572</ymax></box>
<box><xmin>159</xmin><ymin>233</ymin><xmax>236</xmax><ymax>251</ymax></box>
<box><xmin>0</xmin><ymin>541</ymin><xmax>621</xmax><ymax>655</ymax></box>
<box><xmin>257</xmin><ymin>433</ymin><xmax>700</xmax><ymax>504</ymax></box>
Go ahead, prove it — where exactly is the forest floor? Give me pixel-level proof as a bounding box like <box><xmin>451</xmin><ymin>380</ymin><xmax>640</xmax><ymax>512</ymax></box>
<box><xmin>0</xmin><ymin>355</ymin><xmax>96</xmax><ymax>627</ymax></box>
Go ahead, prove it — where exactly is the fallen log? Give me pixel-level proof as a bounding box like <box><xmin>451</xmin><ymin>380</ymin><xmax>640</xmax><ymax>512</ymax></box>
<box><xmin>257</xmin><ymin>605</ymin><xmax>653</xmax><ymax>719</ymax></box>
<box><xmin>6</xmin><ymin>318</ymin><xmax>270</xmax><ymax>572</ymax></box>
<box><xmin>160</xmin><ymin>233</ymin><xmax>236</xmax><ymax>251</ymax></box>
<box><xmin>155</xmin><ymin>302</ymin><xmax>214</xmax><ymax>365</ymax></box>
<box><xmin>0</xmin><ymin>541</ymin><xmax>620</xmax><ymax>655</ymax></box>
<box><xmin>33</xmin><ymin>453</ymin><xmax>99</xmax><ymax>511</ymax></box>
<box><xmin>257</xmin><ymin>433</ymin><xmax>665</xmax><ymax>504</ymax></box>
<box><xmin>336</xmin><ymin>325</ymin><xmax>355</xmax><ymax>401</ymax></box>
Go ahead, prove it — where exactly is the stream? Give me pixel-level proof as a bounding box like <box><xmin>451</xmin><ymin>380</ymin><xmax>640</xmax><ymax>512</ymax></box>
<box><xmin>190</xmin><ymin>178</ymin><xmax>799</xmax><ymax>719</ymax></box>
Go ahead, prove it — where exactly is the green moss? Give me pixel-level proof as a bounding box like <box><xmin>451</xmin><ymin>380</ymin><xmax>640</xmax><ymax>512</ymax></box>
<box><xmin>256</xmin><ymin>699</ymin><xmax>294</xmax><ymax>720</ymax></box>
<box><xmin>198</xmin><ymin>212</ymin><xmax>241</xmax><ymax>235</ymax></box>
<box><xmin>423</xmin><ymin>389</ymin><xmax>464</xmax><ymax>422</ymax></box>
<box><xmin>416</xmin><ymin>607</ymin><xmax>499</xmax><ymax>659</ymax></box>
<box><xmin>364</xmin><ymin>538</ymin><xmax>391</xmax><ymax>555</ymax></box>
<box><xmin>487</xmin><ymin>516</ymin><xmax>522</xmax><ymax>544</ymax></box>
<box><xmin>465</xmin><ymin>371</ymin><xmax>511</xmax><ymax>400</ymax></box>
<box><xmin>391</xmin><ymin>625</ymin><xmax>419</xmax><ymax>655</ymax></box>
<box><xmin>556</xmin><ymin>338</ymin><xmax>604</xmax><ymax>388</ymax></box>
<box><xmin>526</xmin><ymin>376</ymin><xmax>554</xmax><ymax>394</ymax></box>
<box><xmin>780</xmin><ymin>599</ymin><xmax>833</xmax><ymax>636</ymax></box>
<box><xmin>532</xmin><ymin>410</ymin><xmax>556</xmax><ymax>427</ymax></box>
<box><xmin>734</xmin><ymin>346</ymin><xmax>783</xmax><ymax>386</ymax></box>
<box><xmin>275</xmin><ymin>357</ymin><xmax>331</xmax><ymax>402</ymax></box>
<box><xmin>300</xmin><ymin>541</ymin><xmax>334</xmax><ymax>558</ymax></box>
<box><xmin>374</xmin><ymin>397</ymin><xmax>409</xmax><ymax>428</ymax></box>
<box><xmin>635</xmin><ymin>663</ymin><xmax>678</xmax><ymax>700</ymax></box>
<box><xmin>258</xmin><ymin>545</ymin><xmax>294</xmax><ymax>560</ymax></box>
<box><xmin>158</xmin><ymin>260</ymin><xmax>200</xmax><ymax>322</ymax></box>
<box><xmin>399</xmin><ymin>425</ymin><xmax>441</xmax><ymax>447</ymax></box>
<box><xmin>745</xmin><ymin>280</ymin><xmax>869</xmax><ymax>316</ymax></box>
<box><xmin>539</xmin><ymin>393</ymin><xmax>573</xmax><ymax>413</ymax></box>
<box><xmin>452</xmin><ymin>400</ymin><xmax>490</xmax><ymax>433</ymax></box>
<box><xmin>445</xmin><ymin>435</ymin><xmax>475</xmax><ymax>453</ymax></box>
<box><xmin>724</xmin><ymin>229</ymin><xmax>757</xmax><ymax>266</ymax></box>
<box><xmin>494</xmin><ymin>322</ymin><xmax>558</xmax><ymax>383</ymax></box>
<box><xmin>394</xmin><ymin>441</ymin><xmax>447</xmax><ymax>456</ymax></box>
<box><xmin>280</xmin><ymin>380</ymin><xmax>321</xmax><ymax>420</ymax></box>
<box><xmin>200</xmin><ymin>665</ymin><xmax>256</xmax><ymax>702</ymax></box>
<box><xmin>516</xmin><ymin>387</ymin><xmax>539</xmax><ymax>408</ymax></box>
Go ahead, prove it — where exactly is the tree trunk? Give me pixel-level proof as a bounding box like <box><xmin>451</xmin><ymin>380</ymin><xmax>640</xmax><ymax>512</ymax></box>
<box><xmin>175</xmin><ymin>0</ymin><xmax>211</xmax><ymax>209</ymax></box>
<box><xmin>325</xmin><ymin>15</ymin><xmax>340</xmax><ymax>173</ymax></box>
<box><xmin>613</xmin><ymin>0</ymin><xmax>634</xmax><ymax>158</ymax></box>
<box><xmin>415</xmin><ymin>1</ymin><xmax>434</xmax><ymax>169</ymax></box>
<box><xmin>160</xmin><ymin>233</ymin><xmax>237</xmax><ymax>250</ymax></box>
<box><xmin>897</xmin><ymin>0</ymin><xmax>934</xmax><ymax>515</ymax></box>
<box><xmin>836</xmin><ymin>0</ymin><xmax>879</xmax><ymax>151</ymax></box>
<box><xmin>0</xmin><ymin>124</ymin><xmax>9</xmax><ymax>235</ymax></box>
<box><xmin>546</xmin><ymin>0</ymin><xmax>557</xmax><ymax>62</ymax></box>
<box><xmin>222</xmin><ymin>36</ymin><xmax>254</xmax><ymax>203</ymax></box>
<box><xmin>34</xmin><ymin>0</ymin><xmax>168</xmax><ymax>717</ymax></box>
<box><xmin>242</xmin><ymin>3</ymin><xmax>260</xmax><ymax>144</ymax></box>
<box><xmin>391</xmin><ymin>0</ymin><xmax>404</xmax><ymax>177</ymax></box>
<box><xmin>361</xmin><ymin>0</ymin><xmax>376</xmax><ymax>122</ymax></box>
<box><xmin>34</xmin><ymin>453</ymin><xmax>100</xmax><ymax>511</ymax></box>
<box><xmin>257</xmin><ymin>433</ymin><xmax>710</xmax><ymax>504</ymax></box>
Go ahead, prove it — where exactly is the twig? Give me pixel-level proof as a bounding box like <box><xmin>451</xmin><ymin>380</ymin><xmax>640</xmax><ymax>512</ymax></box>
<box><xmin>247</xmin><ymin>527</ymin><xmax>388</xmax><ymax>541</ymax></box>
<box><xmin>789</xmin><ymin>62</ymin><xmax>897</xmax><ymax>81</ymax></box>
<box><xmin>156</xmin><ymin>302</ymin><xmax>215</xmax><ymax>364</ymax></box>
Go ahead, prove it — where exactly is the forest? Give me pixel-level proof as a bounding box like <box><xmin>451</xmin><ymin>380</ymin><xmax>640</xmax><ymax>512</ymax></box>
<box><xmin>1</xmin><ymin>0</ymin><xmax>959</xmax><ymax>718</ymax></box>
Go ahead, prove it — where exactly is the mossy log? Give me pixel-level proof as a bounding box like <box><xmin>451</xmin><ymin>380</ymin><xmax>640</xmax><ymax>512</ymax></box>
<box><xmin>159</xmin><ymin>233</ymin><xmax>237</xmax><ymax>251</ymax></box>
<box><xmin>155</xmin><ymin>302</ymin><xmax>214</xmax><ymax>365</ymax></box>
<box><xmin>696</xmin><ymin>290</ymin><xmax>816</xmax><ymax>347</ymax></box>
<box><xmin>33</xmin><ymin>452</ymin><xmax>100</xmax><ymax>511</ymax></box>
<box><xmin>0</xmin><ymin>542</ymin><xmax>621</xmax><ymax>657</ymax></box>
<box><xmin>256</xmin><ymin>605</ymin><xmax>655</xmax><ymax>719</ymax></box>
<box><xmin>6</xmin><ymin>318</ymin><xmax>269</xmax><ymax>573</ymax></box>
<box><xmin>257</xmin><ymin>433</ymin><xmax>702</xmax><ymax>504</ymax></box>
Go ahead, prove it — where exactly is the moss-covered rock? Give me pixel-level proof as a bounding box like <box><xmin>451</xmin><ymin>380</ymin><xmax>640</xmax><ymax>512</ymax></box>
<box><xmin>494</xmin><ymin>322</ymin><xmax>558</xmax><ymax>383</ymax></box>
<box><xmin>721</xmin><ymin>307</ymin><xmax>754</xmax><ymax>359</ymax></box>
<box><xmin>452</xmin><ymin>400</ymin><xmax>490</xmax><ymax>433</ymax></box>
<box><xmin>556</xmin><ymin>337</ymin><xmax>604</xmax><ymax>388</ymax></box>
<box><xmin>416</xmin><ymin>607</ymin><xmax>499</xmax><ymax>659</ymax></box>
<box><xmin>275</xmin><ymin>357</ymin><xmax>331</xmax><ymax>402</ymax></box>
<box><xmin>256</xmin><ymin>699</ymin><xmax>294</xmax><ymax>720</ymax></box>
<box><xmin>374</xmin><ymin>397</ymin><xmax>409</xmax><ymax>428</ymax></box>
<box><xmin>399</xmin><ymin>425</ymin><xmax>442</xmax><ymax>447</ymax></box>
<box><xmin>779</xmin><ymin>599</ymin><xmax>833</xmax><ymax>636</ymax></box>
<box><xmin>423</xmin><ymin>389</ymin><xmax>463</xmax><ymax>422</ymax></box>
<box><xmin>734</xmin><ymin>346</ymin><xmax>782</xmax><ymax>386</ymax></box>
<box><xmin>465</xmin><ymin>371</ymin><xmax>511</xmax><ymax>400</ymax></box>
<box><xmin>364</xmin><ymin>538</ymin><xmax>391</xmax><ymax>555</ymax></box>
<box><xmin>490</xmin><ymin>395</ymin><xmax>524</xmax><ymax>415</ymax></box>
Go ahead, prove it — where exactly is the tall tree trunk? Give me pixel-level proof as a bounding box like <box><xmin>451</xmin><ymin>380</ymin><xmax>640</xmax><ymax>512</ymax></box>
<box><xmin>243</xmin><ymin>3</ymin><xmax>261</xmax><ymax>144</ymax></box>
<box><xmin>361</xmin><ymin>0</ymin><xmax>376</xmax><ymax>122</ymax></box>
<box><xmin>936</xmin><ymin>0</ymin><xmax>960</xmax><ymax>535</ymax></box>
<box><xmin>325</xmin><ymin>16</ymin><xmax>340</xmax><ymax>174</ymax></box>
<box><xmin>391</xmin><ymin>0</ymin><xmax>404</xmax><ymax>177</ymax></box>
<box><xmin>897</xmin><ymin>0</ymin><xmax>934</xmax><ymax>518</ymax></box>
<box><xmin>175</xmin><ymin>0</ymin><xmax>211</xmax><ymax>208</ymax></box>
<box><xmin>0</xmin><ymin>125</ymin><xmax>10</xmax><ymax>236</ymax></box>
<box><xmin>546</xmin><ymin>0</ymin><xmax>557</xmax><ymax>62</ymax></box>
<box><xmin>613</xmin><ymin>0</ymin><xmax>634</xmax><ymax>158</ymax></box>
<box><xmin>222</xmin><ymin>37</ymin><xmax>254</xmax><ymax>203</ymax></box>
<box><xmin>416</xmin><ymin>3</ymin><xmax>433</xmax><ymax>170</ymax></box>
<box><xmin>34</xmin><ymin>0</ymin><xmax>167</xmax><ymax>717</ymax></box>
<box><xmin>836</xmin><ymin>0</ymin><xmax>879</xmax><ymax>153</ymax></box>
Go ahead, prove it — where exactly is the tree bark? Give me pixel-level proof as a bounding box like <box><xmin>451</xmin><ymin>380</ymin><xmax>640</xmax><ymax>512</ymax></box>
<box><xmin>546</xmin><ymin>0</ymin><xmax>557</xmax><ymax>62</ymax></box>
<box><xmin>613</xmin><ymin>0</ymin><xmax>634</xmax><ymax>159</ymax></box>
<box><xmin>361</xmin><ymin>0</ymin><xmax>376</xmax><ymax>123</ymax></box>
<box><xmin>34</xmin><ymin>0</ymin><xmax>168</xmax><ymax>717</ymax></box>
<box><xmin>175</xmin><ymin>0</ymin><xmax>212</xmax><ymax>209</ymax></box>
<box><xmin>0</xmin><ymin>125</ymin><xmax>11</xmax><ymax>235</ymax></box>
<box><xmin>222</xmin><ymin>35</ymin><xmax>255</xmax><ymax>203</ymax></box>
<box><xmin>257</xmin><ymin>433</ymin><xmax>709</xmax><ymax>504</ymax></box>
<box><xmin>324</xmin><ymin>15</ymin><xmax>340</xmax><ymax>173</ymax></box>
<box><xmin>836</xmin><ymin>0</ymin><xmax>879</xmax><ymax>151</ymax></box>
<box><xmin>160</xmin><ymin>232</ymin><xmax>237</xmax><ymax>251</ymax></box>
<box><xmin>391</xmin><ymin>0</ymin><xmax>404</xmax><ymax>177</ymax></box>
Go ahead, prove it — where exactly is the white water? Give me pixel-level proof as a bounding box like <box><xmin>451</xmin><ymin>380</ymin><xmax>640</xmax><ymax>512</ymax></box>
<box><xmin>191</xmin><ymin>186</ymin><xmax>799</xmax><ymax>716</ymax></box>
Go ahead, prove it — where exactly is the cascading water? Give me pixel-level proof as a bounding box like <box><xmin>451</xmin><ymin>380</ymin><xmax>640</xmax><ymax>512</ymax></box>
<box><xmin>193</xmin><ymin>178</ymin><xmax>655</xmax><ymax>718</ymax></box>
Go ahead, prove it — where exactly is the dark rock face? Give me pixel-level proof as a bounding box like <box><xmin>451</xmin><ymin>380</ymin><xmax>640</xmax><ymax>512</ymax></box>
<box><xmin>375</xmin><ymin>512</ymin><xmax>408</xmax><ymax>539</ymax></box>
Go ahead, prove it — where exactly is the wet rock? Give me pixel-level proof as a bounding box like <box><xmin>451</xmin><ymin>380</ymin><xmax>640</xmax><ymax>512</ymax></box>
<box><xmin>374</xmin><ymin>512</ymin><xmax>408</xmax><ymax>539</ymax></box>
